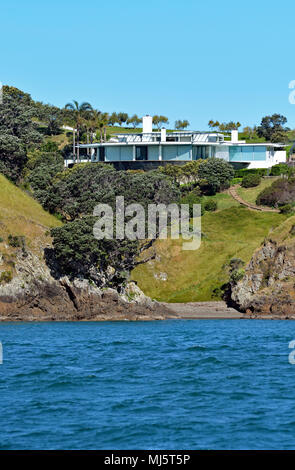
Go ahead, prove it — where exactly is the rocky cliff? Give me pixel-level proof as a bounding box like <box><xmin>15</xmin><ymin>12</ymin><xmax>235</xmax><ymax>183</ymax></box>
<box><xmin>0</xmin><ymin>174</ymin><xmax>174</xmax><ymax>321</ymax></box>
<box><xmin>231</xmin><ymin>216</ymin><xmax>295</xmax><ymax>317</ymax></box>
<box><xmin>0</xmin><ymin>249</ymin><xmax>174</xmax><ymax>321</ymax></box>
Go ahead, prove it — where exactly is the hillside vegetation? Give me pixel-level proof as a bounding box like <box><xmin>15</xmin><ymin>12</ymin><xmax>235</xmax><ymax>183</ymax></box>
<box><xmin>132</xmin><ymin>205</ymin><xmax>286</xmax><ymax>302</ymax></box>
<box><xmin>0</xmin><ymin>174</ymin><xmax>62</xmax><ymax>275</ymax></box>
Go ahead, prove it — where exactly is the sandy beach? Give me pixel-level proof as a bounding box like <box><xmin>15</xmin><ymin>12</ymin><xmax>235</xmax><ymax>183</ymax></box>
<box><xmin>162</xmin><ymin>301</ymin><xmax>244</xmax><ymax>319</ymax></box>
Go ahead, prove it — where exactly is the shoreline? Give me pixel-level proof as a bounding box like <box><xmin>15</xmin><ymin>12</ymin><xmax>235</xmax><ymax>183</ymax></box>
<box><xmin>162</xmin><ymin>301</ymin><xmax>244</xmax><ymax>319</ymax></box>
<box><xmin>1</xmin><ymin>301</ymin><xmax>294</xmax><ymax>321</ymax></box>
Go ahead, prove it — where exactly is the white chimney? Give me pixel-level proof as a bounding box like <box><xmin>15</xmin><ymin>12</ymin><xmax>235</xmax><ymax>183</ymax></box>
<box><xmin>231</xmin><ymin>130</ymin><xmax>238</xmax><ymax>143</ymax></box>
<box><xmin>142</xmin><ymin>115</ymin><xmax>153</xmax><ymax>134</ymax></box>
<box><xmin>161</xmin><ymin>127</ymin><xmax>166</xmax><ymax>142</ymax></box>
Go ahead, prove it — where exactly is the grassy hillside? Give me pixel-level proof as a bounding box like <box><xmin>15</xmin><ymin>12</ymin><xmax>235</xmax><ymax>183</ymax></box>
<box><xmin>132</xmin><ymin>204</ymin><xmax>286</xmax><ymax>302</ymax></box>
<box><xmin>236</xmin><ymin>177</ymin><xmax>278</xmax><ymax>205</ymax></box>
<box><xmin>0</xmin><ymin>174</ymin><xmax>62</xmax><ymax>273</ymax></box>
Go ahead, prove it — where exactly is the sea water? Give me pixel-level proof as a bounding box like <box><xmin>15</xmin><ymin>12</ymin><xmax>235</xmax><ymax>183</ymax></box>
<box><xmin>0</xmin><ymin>319</ymin><xmax>295</xmax><ymax>450</ymax></box>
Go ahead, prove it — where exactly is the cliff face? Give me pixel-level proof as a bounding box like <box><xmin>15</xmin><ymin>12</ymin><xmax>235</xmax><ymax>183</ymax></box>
<box><xmin>231</xmin><ymin>238</ymin><xmax>295</xmax><ymax>317</ymax></box>
<box><xmin>0</xmin><ymin>174</ymin><xmax>173</xmax><ymax>321</ymax></box>
<box><xmin>0</xmin><ymin>250</ymin><xmax>173</xmax><ymax>321</ymax></box>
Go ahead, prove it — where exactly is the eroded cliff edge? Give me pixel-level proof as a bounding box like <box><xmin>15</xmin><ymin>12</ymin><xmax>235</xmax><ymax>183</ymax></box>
<box><xmin>0</xmin><ymin>251</ymin><xmax>174</xmax><ymax>321</ymax></box>
<box><xmin>231</xmin><ymin>217</ymin><xmax>295</xmax><ymax>317</ymax></box>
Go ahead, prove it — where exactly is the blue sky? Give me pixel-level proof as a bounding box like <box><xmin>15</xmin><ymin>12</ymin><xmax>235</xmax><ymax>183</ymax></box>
<box><xmin>1</xmin><ymin>0</ymin><xmax>294</xmax><ymax>130</ymax></box>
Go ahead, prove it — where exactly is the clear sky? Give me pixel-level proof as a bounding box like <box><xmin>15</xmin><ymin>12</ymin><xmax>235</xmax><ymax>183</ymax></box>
<box><xmin>1</xmin><ymin>0</ymin><xmax>294</xmax><ymax>130</ymax></box>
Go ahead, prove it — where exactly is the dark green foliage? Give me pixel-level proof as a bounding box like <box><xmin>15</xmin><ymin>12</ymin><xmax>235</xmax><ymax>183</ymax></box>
<box><xmin>204</xmin><ymin>199</ymin><xmax>217</xmax><ymax>211</ymax></box>
<box><xmin>257</xmin><ymin>114</ymin><xmax>288</xmax><ymax>142</ymax></box>
<box><xmin>8</xmin><ymin>234</ymin><xmax>27</xmax><ymax>256</ymax></box>
<box><xmin>279</xmin><ymin>204</ymin><xmax>293</xmax><ymax>214</ymax></box>
<box><xmin>197</xmin><ymin>158</ymin><xmax>234</xmax><ymax>194</ymax></box>
<box><xmin>234</xmin><ymin>168</ymin><xmax>267</xmax><ymax>178</ymax></box>
<box><xmin>180</xmin><ymin>192</ymin><xmax>204</xmax><ymax>218</ymax></box>
<box><xmin>51</xmin><ymin>216</ymin><xmax>139</xmax><ymax>286</ymax></box>
<box><xmin>0</xmin><ymin>86</ymin><xmax>43</xmax><ymax>180</ymax></box>
<box><xmin>0</xmin><ymin>86</ymin><xmax>42</xmax><ymax>145</ymax></box>
<box><xmin>226</xmin><ymin>258</ymin><xmax>245</xmax><ymax>284</ymax></box>
<box><xmin>26</xmin><ymin>144</ymin><xmax>64</xmax><ymax>205</ymax></box>
<box><xmin>270</xmin><ymin>163</ymin><xmax>290</xmax><ymax>176</ymax></box>
<box><xmin>49</xmin><ymin>165</ymin><xmax>181</xmax><ymax>284</ymax></box>
<box><xmin>256</xmin><ymin>178</ymin><xmax>295</xmax><ymax>207</ymax></box>
<box><xmin>8</xmin><ymin>234</ymin><xmax>24</xmax><ymax>247</ymax></box>
<box><xmin>241</xmin><ymin>174</ymin><xmax>261</xmax><ymax>188</ymax></box>
<box><xmin>43</xmin><ymin>163</ymin><xmax>180</xmax><ymax>220</ymax></box>
<box><xmin>34</xmin><ymin>103</ymin><xmax>63</xmax><ymax>135</ymax></box>
<box><xmin>0</xmin><ymin>134</ymin><xmax>27</xmax><ymax>181</ymax></box>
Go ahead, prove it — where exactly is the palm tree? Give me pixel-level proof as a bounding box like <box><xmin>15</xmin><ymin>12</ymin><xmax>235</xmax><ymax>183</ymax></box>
<box><xmin>100</xmin><ymin>112</ymin><xmax>109</xmax><ymax>142</ymax></box>
<box><xmin>65</xmin><ymin>100</ymin><xmax>92</xmax><ymax>163</ymax></box>
<box><xmin>89</xmin><ymin>109</ymin><xmax>102</xmax><ymax>143</ymax></box>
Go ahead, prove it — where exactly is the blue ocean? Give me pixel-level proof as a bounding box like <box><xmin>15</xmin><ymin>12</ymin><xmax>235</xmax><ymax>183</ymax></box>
<box><xmin>1</xmin><ymin>319</ymin><xmax>295</xmax><ymax>450</ymax></box>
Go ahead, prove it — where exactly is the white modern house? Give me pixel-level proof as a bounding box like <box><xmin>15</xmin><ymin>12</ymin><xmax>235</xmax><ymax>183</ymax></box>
<box><xmin>73</xmin><ymin>115</ymin><xmax>286</xmax><ymax>170</ymax></box>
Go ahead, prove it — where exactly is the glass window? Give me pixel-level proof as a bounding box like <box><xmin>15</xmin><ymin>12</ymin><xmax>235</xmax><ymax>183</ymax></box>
<box><xmin>136</xmin><ymin>146</ymin><xmax>148</xmax><ymax>161</ymax></box>
<box><xmin>99</xmin><ymin>147</ymin><xmax>105</xmax><ymax>161</ymax></box>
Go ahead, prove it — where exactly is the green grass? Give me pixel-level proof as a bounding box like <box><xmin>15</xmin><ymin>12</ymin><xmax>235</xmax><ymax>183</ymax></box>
<box><xmin>201</xmin><ymin>192</ymin><xmax>239</xmax><ymax>211</ymax></box>
<box><xmin>236</xmin><ymin>177</ymin><xmax>278</xmax><ymax>205</ymax></box>
<box><xmin>0</xmin><ymin>174</ymin><xmax>62</xmax><ymax>257</ymax></box>
<box><xmin>132</xmin><ymin>206</ymin><xmax>286</xmax><ymax>302</ymax></box>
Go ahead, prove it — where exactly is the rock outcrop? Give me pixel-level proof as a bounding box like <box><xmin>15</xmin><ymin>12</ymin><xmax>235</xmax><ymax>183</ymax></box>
<box><xmin>231</xmin><ymin>239</ymin><xmax>295</xmax><ymax>317</ymax></box>
<box><xmin>0</xmin><ymin>251</ymin><xmax>174</xmax><ymax>321</ymax></box>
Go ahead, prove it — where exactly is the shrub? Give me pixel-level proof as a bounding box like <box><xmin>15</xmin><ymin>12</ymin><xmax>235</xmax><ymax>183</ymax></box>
<box><xmin>241</xmin><ymin>174</ymin><xmax>261</xmax><ymax>188</ymax></box>
<box><xmin>279</xmin><ymin>204</ymin><xmax>294</xmax><ymax>214</ymax></box>
<box><xmin>0</xmin><ymin>237</ymin><xmax>3</xmax><ymax>243</ymax></box>
<box><xmin>8</xmin><ymin>235</ymin><xmax>25</xmax><ymax>248</ymax></box>
<box><xmin>197</xmin><ymin>158</ymin><xmax>234</xmax><ymax>195</ymax></box>
<box><xmin>0</xmin><ymin>270</ymin><xmax>13</xmax><ymax>284</ymax></box>
<box><xmin>230</xmin><ymin>268</ymin><xmax>245</xmax><ymax>283</ymax></box>
<box><xmin>230</xmin><ymin>177</ymin><xmax>243</xmax><ymax>185</ymax></box>
<box><xmin>50</xmin><ymin>217</ymin><xmax>139</xmax><ymax>287</ymax></box>
<box><xmin>180</xmin><ymin>192</ymin><xmax>204</xmax><ymax>218</ymax></box>
<box><xmin>7</xmin><ymin>235</ymin><xmax>27</xmax><ymax>256</ymax></box>
<box><xmin>256</xmin><ymin>178</ymin><xmax>295</xmax><ymax>207</ymax></box>
<box><xmin>204</xmin><ymin>199</ymin><xmax>217</xmax><ymax>212</ymax></box>
<box><xmin>270</xmin><ymin>163</ymin><xmax>290</xmax><ymax>176</ymax></box>
<box><xmin>234</xmin><ymin>168</ymin><xmax>267</xmax><ymax>178</ymax></box>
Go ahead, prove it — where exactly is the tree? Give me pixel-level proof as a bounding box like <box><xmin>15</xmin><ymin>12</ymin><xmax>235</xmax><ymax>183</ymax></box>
<box><xmin>0</xmin><ymin>86</ymin><xmax>42</xmax><ymax>145</ymax></box>
<box><xmin>175</xmin><ymin>120</ymin><xmax>190</xmax><ymax>130</ymax></box>
<box><xmin>0</xmin><ymin>134</ymin><xmax>27</xmax><ymax>181</ymax></box>
<box><xmin>208</xmin><ymin>120</ymin><xmax>220</xmax><ymax>131</ymax></box>
<box><xmin>108</xmin><ymin>112</ymin><xmax>119</xmax><ymax>126</ymax></box>
<box><xmin>243</xmin><ymin>126</ymin><xmax>256</xmax><ymax>139</ymax></box>
<box><xmin>257</xmin><ymin>114</ymin><xmax>288</xmax><ymax>141</ymax></box>
<box><xmin>99</xmin><ymin>112</ymin><xmax>110</xmax><ymax>142</ymax></box>
<box><xmin>47</xmin><ymin>166</ymin><xmax>180</xmax><ymax>287</ymax></box>
<box><xmin>64</xmin><ymin>100</ymin><xmax>92</xmax><ymax>162</ymax></box>
<box><xmin>26</xmin><ymin>143</ymin><xmax>64</xmax><ymax>205</ymax></box>
<box><xmin>127</xmin><ymin>114</ymin><xmax>141</xmax><ymax>128</ymax></box>
<box><xmin>198</xmin><ymin>158</ymin><xmax>235</xmax><ymax>194</ymax></box>
<box><xmin>152</xmin><ymin>115</ymin><xmax>169</xmax><ymax>130</ymax></box>
<box><xmin>0</xmin><ymin>86</ymin><xmax>43</xmax><ymax>180</ymax></box>
<box><xmin>42</xmin><ymin>163</ymin><xmax>180</xmax><ymax>220</ymax></box>
<box><xmin>117</xmin><ymin>112</ymin><xmax>129</xmax><ymax>126</ymax></box>
<box><xmin>89</xmin><ymin>109</ymin><xmax>102</xmax><ymax>143</ymax></box>
<box><xmin>34</xmin><ymin>103</ymin><xmax>63</xmax><ymax>135</ymax></box>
